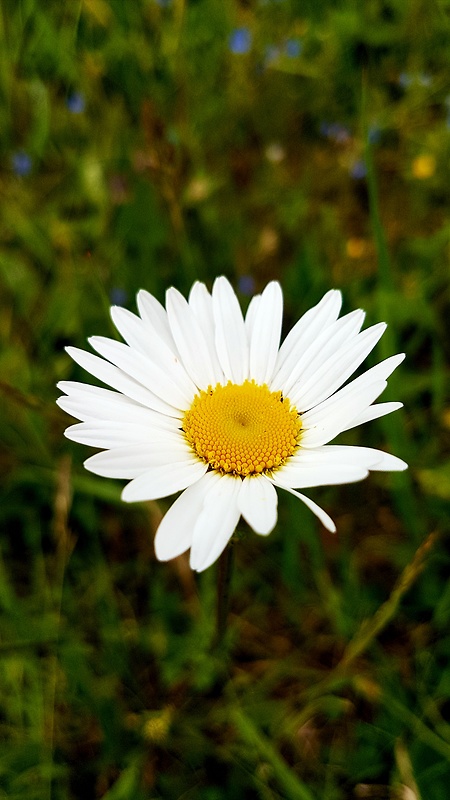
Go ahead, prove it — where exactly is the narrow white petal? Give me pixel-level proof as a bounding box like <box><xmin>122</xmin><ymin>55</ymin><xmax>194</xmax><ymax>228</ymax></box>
<box><xmin>275</xmin><ymin>463</ymin><xmax>369</xmax><ymax>488</ymax></box>
<box><xmin>249</xmin><ymin>282</ymin><xmax>283</xmax><ymax>385</ymax></box>
<box><xmin>188</xmin><ymin>281</ymin><xmax>226</xmax><ymax>384</ymax></box>
<box><xmin>347</xmin><ymin>447</ymin><xmax>408</xmax><ymax>471</ymax></box>
<box><xmin>344</xmin><ymin>401</ymin><xmax>403</xmax><ymax>430</ymax></box>
<box><xmin>290</xmin><ymin>322</ymin><xmax>387</xmax><ymax>411</ymax></box>
<box><xmin>65</xmin><ymin>346</ymin><xmax>180</xmax><ymax>416</ymax></box>
<box><xmin>84</xmin><ymin>439</ymin><xmax>192</xmax><ymax>478</ymax></box>
<box><xmin>212</xmin><ymin>276</ymin><xmax>249</xmax><ymax>383</ymax></box>
<box><xmin>122</xmin><ymin>459</ymin><xmax>207</xmax><ymax>502</ymax></box>
<box><xmin>154</xmin><ymin>474</ymin><xmax>215</xmax><ymax>561</ymax></box>
<box><xmin>284</xmin><ymin>444</ymin><xmax>407</xmax><ymax>474</ymax></box>
<box><xmin>287</xmin><ymin>445</ymin><xmax>385</xmax><ymax>469</ymax></box>
<box><xmin>302</xmin><ymin>353</ymin><xmax>405</xmax><ymax>430</ymax></box>
<box><xmin>188</xmin><ymin>282</ymin><xmax>214</xmax><ymax>338</ymax></box>
<box><xmin>57</xmin><ymin>384</ymin><xmax>176</xmax><ymax>428</ymax></box>
<box><xmin>88</xmin><ymin>336</ymin><xmax>194</xmax><ymax>410</ymax></box>
<box><xmin>190</xmin><ymin>473</ymin><xmax>241</xmax><ymax>572</ymax></box>
<box><xmin>300</xmin><ymin>380</ymin><xmax>388</xmax><ymax>447</ymax></box>
<box><xmin>238</xmin><ymin>476</ymin><xmax>278</xmax><ymax>535</ymax></box>
<box><xmin>136</xmin><ymin>289</ymin><xmax>175</xmax><ymax>349</ymax></box>
<box><xmin>244</xmin><ymin>294</ymin><xmax>261</xmax><ymax>339</ymax></box>
<box><xmin>65</xmin><ymin>421</ymin><xmax>182</xmax><ymax>450</ymax></box>
<box><xmin>274</xmin><ymin>309</ymin><xmax>365</xmax><ymax>396</ymax></box>
<box><xmin>110</xmin><ymin>306</ymin><xmax>161</xmax><ymax>358</ymax></box>
<box><xmin>166</xmin><ymin>287</ymin><xmax>222</xmax><ymax>389</ymax></box>
<box><xmin>300</xmin><ymin>354</ymin><xmax>405</xmax><ymax>445</ymax></box>
<box><xmin>110</xmin><ymin>306</ymin><xmax>195</xmax><ymax>395</ymax></box>
<box><xmin>269</xmin><ymin>479</ymin><xmax>336</xmax><ymax>532</ymax></box>
<box><xmin>273</xmin><ymin>289</ymin><xmax>342</xmax><ymax>386</ymax></box>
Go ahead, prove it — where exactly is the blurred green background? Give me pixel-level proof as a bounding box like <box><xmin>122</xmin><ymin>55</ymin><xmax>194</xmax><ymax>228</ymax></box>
<box><xmin>1</xmin><ymin>0</ymin><xmax>450</xmax><ymax>798</ymax></box>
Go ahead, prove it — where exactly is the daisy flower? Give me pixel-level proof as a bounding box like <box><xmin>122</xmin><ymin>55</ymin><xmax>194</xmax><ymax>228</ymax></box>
<box><xmin>57</xmin><ymin>278</ymin><xmax>407</xmax><ymax>572</ymax></box>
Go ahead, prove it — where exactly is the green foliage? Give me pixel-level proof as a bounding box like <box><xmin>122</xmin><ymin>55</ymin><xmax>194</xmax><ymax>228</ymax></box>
<box><xmin>1</xmin><ymin>0</ymin><xmax>450</xmax><ymax>797</ymax></box>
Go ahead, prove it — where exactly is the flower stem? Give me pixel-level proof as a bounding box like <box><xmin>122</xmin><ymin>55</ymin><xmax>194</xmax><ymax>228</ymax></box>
<box><xmin>215</xmin><ymin>544</ymin><xmax>234</xmax><ymax>648</ymax></box>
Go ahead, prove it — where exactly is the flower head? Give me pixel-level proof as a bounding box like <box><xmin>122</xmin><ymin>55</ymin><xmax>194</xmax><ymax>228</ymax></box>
<box><xmin>57</xmin><ymin>278</ymin><xmax>407</xmax><ymax>571</ymax></box>
<box><xmin>12</xmin><ymin>151</ymin><xmax>32</xmax><ymax>176</ymax></box>
<box><xmin>229</xmin><ymin>28</ymin><xmax>252</xmax><ymax>55</ymax></box>
<box><xmin>66</xmin><ymin>91</ymin><xmax>85</xmax><ymax>114</ymax></box>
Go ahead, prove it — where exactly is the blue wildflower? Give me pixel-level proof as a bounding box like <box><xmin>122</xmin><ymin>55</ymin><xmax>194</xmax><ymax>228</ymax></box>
<box><xmin>320</xmin><ymin>122</ymin><xmax>351</xmax><ymax>144</ymax></box>
<box><xmin>67</xmin><ymin>92</ymin><xmax>85</xmax><ymax>114</ymax></box>
<box><xmin>285</xmin><ymin>38</ymin><xmax>302</xmax><ymax>57</ymax></box>
<box><xmin>229</xmin><ymin>28</ymin><xmax>252</xmax><ymax>55</ymax></box>
<box><xmin>110</xmin><ymin>288</ymin><xmax>129</xmax><ymax>307</ymax></box>
<box><xmin>12</xmin><ymin>151</ymin><xmax>32</xmax><ymax>176</ymax></box>
<box><xmin>238</xmin><ymin>275</ymin><xmax>255</xmax><ymax>296</ymax></box>
<box><xmin>350</xmin><ymin>160</ymin><xmax>367</xmax><ymax>180</ymax></box>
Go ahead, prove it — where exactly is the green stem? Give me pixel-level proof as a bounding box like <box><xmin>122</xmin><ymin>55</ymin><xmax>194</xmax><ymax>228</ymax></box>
<box><xmin>214</xmin><ymin>544</ymin><xmax>234</xmax><ymax>648</ymax></box>
<box><xmin>232</xmin><ymin>708</ymin><xmax>316</xmax><ymax>800</ymax></box>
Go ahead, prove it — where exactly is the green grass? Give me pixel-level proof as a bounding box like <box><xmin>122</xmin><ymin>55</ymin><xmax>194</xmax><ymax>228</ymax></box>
<box><xmin>1</xmin><ymin>0</ymin><xmax>450</xmax><ymax>797</ymax></box>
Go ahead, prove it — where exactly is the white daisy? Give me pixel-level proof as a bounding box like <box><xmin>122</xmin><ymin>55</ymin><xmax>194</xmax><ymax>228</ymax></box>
<box><xmin>57</xmin><ymin>277</ymin><xmax>407</xmax><ymax>572</ymax></box>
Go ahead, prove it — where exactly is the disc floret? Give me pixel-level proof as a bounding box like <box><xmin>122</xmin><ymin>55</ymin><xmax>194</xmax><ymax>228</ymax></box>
<box><xmin>182</xmin><ymin>380</ymin><xmax>302</xmax><ymax>477</ymax></box>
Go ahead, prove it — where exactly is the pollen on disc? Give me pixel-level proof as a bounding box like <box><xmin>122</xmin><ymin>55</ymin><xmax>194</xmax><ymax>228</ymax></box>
<box><xmin>182</xmin><ymin>380</ymin><xmax>302</xmax><ymax>477</ymax></box>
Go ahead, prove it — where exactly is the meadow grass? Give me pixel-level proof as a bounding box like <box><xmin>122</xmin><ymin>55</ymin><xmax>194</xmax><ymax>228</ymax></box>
<box><xmin>1</xmin><ymin>1</ymin><xmax>450</xmax><ymax>798</ymax></box>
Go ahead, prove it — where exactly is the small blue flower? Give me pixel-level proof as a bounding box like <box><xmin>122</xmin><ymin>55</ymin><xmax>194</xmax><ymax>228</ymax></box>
<box><xmin>350</xmin><ymin>160</ymin><xmax>367</xmax><ymax>180</ymax></box>
<box><xmin>320</xmin><ymin>122</ymin><xmax>351</xmax><ymax>144</ymax></box>
<box><xmin>229</xmin><ymin>28</ymin><xmax>252</xmax><ymax>55</ymax></box>
<box><xmin>12</xmin><ymin>151</ymin><xmax>32</xmax><ymax>176</ymax></box>
<box><xmin>238</xmin><ymin>275</ymin><xmax>255</xmax><ymax>296</ymax></box>
<box><xmin>285</xmin><ymin>38</ymin><xmax>302</xmax><ymax>58</ymax></box>
<box><xmin>110</xmin><ymin>288</ymin><xmax>129</xmax><ymax>307</ymax></box>
<box><xmin>67</xmin><ymin>92</ymin><xmax>85</xmax><ymax>114</ymax></box>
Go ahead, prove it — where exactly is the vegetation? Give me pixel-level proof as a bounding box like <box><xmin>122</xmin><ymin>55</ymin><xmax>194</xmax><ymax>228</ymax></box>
<box><xmin>1</xmin><ymin>0</ymin><xmax>449</xmax><ymax>797</ymax></box>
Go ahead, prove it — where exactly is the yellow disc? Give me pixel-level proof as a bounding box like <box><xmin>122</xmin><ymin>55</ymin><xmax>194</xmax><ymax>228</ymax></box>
<box><xmin>182</xmin><ymin>380</ymin><xmax>301</xmax><ymax>477</ymax></box>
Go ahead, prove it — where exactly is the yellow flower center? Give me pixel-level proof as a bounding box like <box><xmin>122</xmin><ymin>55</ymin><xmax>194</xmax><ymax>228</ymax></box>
<box><xmin>182</xmin><ymin>380</ymin><xmax>302</xmax><ymax>477</ymax></box>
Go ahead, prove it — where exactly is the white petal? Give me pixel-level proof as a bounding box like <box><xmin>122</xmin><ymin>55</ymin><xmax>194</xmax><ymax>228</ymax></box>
<box><xmin>136</xmin><ymin>289</ymin><xmax>175</xmax><ymax>350</ymax></box>
<box><xmin>238</xmin><ymin>475</ymin><xmax>278</xmax><ymax>535</ymax></box>
<box><xmin>273</xmin><ymin>289</ymin><xmax>342</xmax><ymax>387</ymax></box>
<box><xmin>154</xmin><ymin>474</ymin><xmax>215</xmax><ymax>561</ymax></box>
<box><xmin>65</xmin><ymin>346</ymin><xmax>180</xmax><ymax>416</ymax></box>
<box><xmin>57</xmin><ymin>383</ymin><xmax>176</xmax><ymax>428</ymax></box>
<box><xmin>65</xmin><ymin>420</ymin><xmax>182</xmax><ymax>450</ymax></box>
<box><xmin>212</xmin><ymin>276</ymin><xmax>249</xmax><ymax>383</ymax></box>
<box><xmin>342</xmin><ymin>446</ymin><xmax>408</xmax><ymax>472</ymax></box>
<box><xmin>269</xmin><ymin>479</ymin><xmax>336</xmax><ymax>532</ymax></box>
<box><xmin>287</xmin><ymin>445</ymin><xmax>385</xmax><ymax>469</ymax></box>
<box><xmin>110</xmin><ymin>305</ymin><xmax>196</xmax><ymax>394</ymax></box>
<box><xmin>84</xmin><ymin>439</ymin><xmax>192</xmax><ymax>478</ymax></box>
<box><xmin>166</xmin><ymin>287</ymin><xmax>222</xmax><ymax>389</ymax></box>
<box><xmin>278</xmin><ymin>444</ymin><xmax>407</xmax><ymax>482</ymax></box>
<box><xmin>275</xmin><ymin>462</ymin><xmax>369</xmax><ymax>488</ymax></box>
<box><xmin>188</xmin><ymin>281</ymin><xmax>226</xmax><ymax>384</ymax></box>
<box><xmin>190</xmin><ymin>473</ymin><xmax>241</xmax><ymax>572</ymax></box>
<box><xmin>274</xmin><ymin>309</ymin><xmax>365</xmax><ymax>397</ymax></box>
<box><xmin>244</xmin><ymin>294</ymin><xmax>261</xmax><ymax>339</ymax></box>
<box><xmin>300</xmin><ymin>380</ymin><xmax>388</xmax><ymax>447</ymax></box>
<box><xmin>300</xmin><ymin>354</ymin><xmax>405</xmax><ymax>445</ymax></box>
<box><xmin>248</xmin><ymin>282</ymin><xmax>283</xmax><ymax>385</ymax></box>
<box><xmin>88</xmin><ymin>336</ymin><xmax>194</xmax><ymax>410</ymax></box>
<box><xmin>344</xmin><ymin>401</ymin><xmax>403</xmax><ymax>430</ymax></box>
<box><xmin>110</xmin><ymin>306</ymin><xmax>162</xmax><ymax>358</ymax></box>
<box><xmin>290</xmin><ymin>322</ymin><xmax>387</xmax><ymax>411</ymax></box>
<box><xmin>122</xmin><ymin>459</ymin><xmax>207</xmax><ymax>502</ymax></box>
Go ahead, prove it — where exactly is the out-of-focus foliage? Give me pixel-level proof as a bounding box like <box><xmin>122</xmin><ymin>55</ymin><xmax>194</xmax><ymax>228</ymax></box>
<box><xmin>1</xmin><ymin>0</ymin><xmax>449</xmax><ymax>798</ymax></box>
